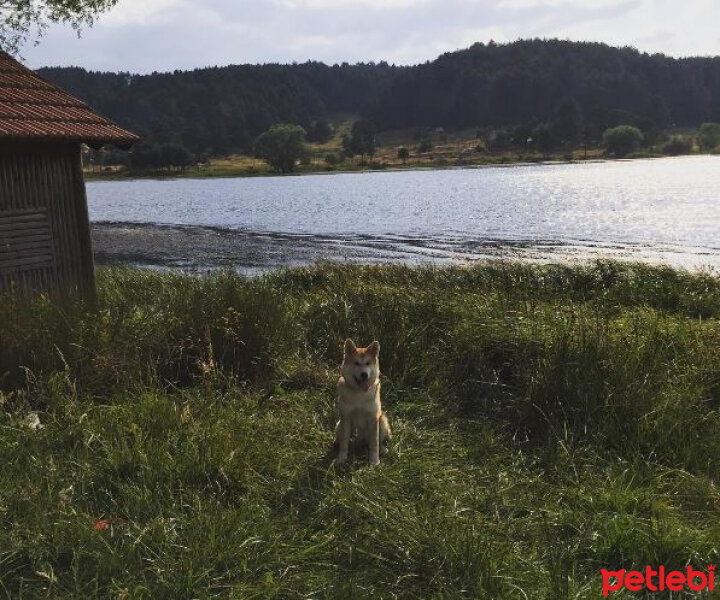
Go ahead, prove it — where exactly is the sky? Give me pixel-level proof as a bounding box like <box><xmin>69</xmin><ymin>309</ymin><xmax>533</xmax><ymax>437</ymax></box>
<box><xmin>22</xmin><ymin>0</ymin><xmax>720</xmax><ymax>73</ymax></box>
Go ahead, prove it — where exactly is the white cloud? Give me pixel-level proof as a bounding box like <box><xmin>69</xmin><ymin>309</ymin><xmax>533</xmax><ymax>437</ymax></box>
<box><xmin>20</xmin><ymin>0</ymin><xmax>720</xmax><ymax>72</ymax></box>
<box><xmin>286</xmin><ymin>0</ymin><xmax>422</xmax><ymax>7</ymax></box>
<box><xmin>498</xmin><ymin>0</ymin><xmax>627</xmax><ymax>7</ymax></box>
<box><xmin>100</xmin><ymin>0</ymin><xmax>186</xmax><ymax>27</ymax></box>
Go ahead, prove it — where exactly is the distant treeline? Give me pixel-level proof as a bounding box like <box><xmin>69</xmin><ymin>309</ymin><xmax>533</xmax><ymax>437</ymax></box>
<box><xmin>39</xmin><ymin>39</ymin><xmax>720</xmax><ymax>158</ymax></box>
<box><xmin>39</xmin><ymin>61</ymin><xmax>400</xmax><ymax>157</ymax></box>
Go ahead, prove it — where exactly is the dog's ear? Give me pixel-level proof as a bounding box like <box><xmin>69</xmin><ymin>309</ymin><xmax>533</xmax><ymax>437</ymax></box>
<box><xmin>344</xmin><ymin>339</ymin><xmax>357</xmax><ymax>355</ymax></box>
<box><xmin>366</xmin><ymin>341</ymin><xmax>380</xmax><ymax>356</ymax></box>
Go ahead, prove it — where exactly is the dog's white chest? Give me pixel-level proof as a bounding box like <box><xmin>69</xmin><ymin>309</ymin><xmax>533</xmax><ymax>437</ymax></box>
<box><xmin>337</xmin><ymin>379</ymin><xmax>380</xmax><ymax>420</ymax></box>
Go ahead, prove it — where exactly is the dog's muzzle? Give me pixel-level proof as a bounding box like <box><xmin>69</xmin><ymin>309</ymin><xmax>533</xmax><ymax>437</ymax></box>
<box><xmin>355</xmin><ymin>375</ymin><xmax>371</xmax><ymax>391</ymax></box>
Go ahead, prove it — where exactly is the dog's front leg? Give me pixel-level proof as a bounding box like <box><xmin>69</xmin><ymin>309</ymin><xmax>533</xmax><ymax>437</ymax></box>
<box><xmin>336</xmin><ymin>417</ymin><xmax>351</xmax><ymax>464</ymax></box>
<box><xmin>368</xmin><ymin>416</ymin><xmax>380</xmax><ymax>466</ymax></box>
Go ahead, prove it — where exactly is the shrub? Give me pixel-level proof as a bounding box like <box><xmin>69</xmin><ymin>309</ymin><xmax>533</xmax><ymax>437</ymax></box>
<box><xmin>418</xmin><ymin>138</ymin><xmax>433</xmax><ymax>153</ymax></box>
<box><xmin>532</xmin><ymin>122</ymin><xmax>559</xmax><ymax>155</ymax></box>
<box><xmin>486</xmin><ymin>130</ymin><xmax>511</xmax><ymax>153</ymax></box>
<box><xmin>698</xmin><ymin>122</ymin><xmax>720</xmax><ymax>151</ymax></box>
<box><xmin>324</xmin><ymin>152</ymin><xmax>343</xmax><ymax>166</ymax></box>
<box><xmin>602</xmin><ymin>125</ymin><xmax>644</xmax><ymax>157</ymax></box>
<box><xmin>661</xmin><ymin>136</ymin><xmax>694</xmax><ymax>156</ymax></box>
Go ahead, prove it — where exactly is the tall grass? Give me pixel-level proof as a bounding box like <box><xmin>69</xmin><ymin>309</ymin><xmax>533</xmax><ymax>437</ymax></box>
<box><xmin>3</xmin><ymin>262</ymin><xmax>720</xmax><ymax>598</ymax></box>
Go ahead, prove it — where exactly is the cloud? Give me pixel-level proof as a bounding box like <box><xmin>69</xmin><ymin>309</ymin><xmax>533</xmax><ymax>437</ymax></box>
<box><xmin>497</xmin><ymin>0</ymin><xmax>627</xmax><ymax>7</ymax></box>
<box><xmin>20</xmin><ymin>0</ymin><xmax>720</xmax><ymax>72</ymax></box>
<box><xmin>285</xmin><ymin>0</ymin><xmax>422</xmax><ymax>8</ymax></box>
<box><xmin>100</xmin><ymin>0</ymin><xmax>187</xmax><ymax>26</ymax></box>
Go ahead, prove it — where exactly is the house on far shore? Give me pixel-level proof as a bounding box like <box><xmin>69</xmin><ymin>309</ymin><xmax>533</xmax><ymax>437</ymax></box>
<box><xmin>0</xmin><ymin>51</ymin><xmax>138</xmax><ymax>297</ymax></box>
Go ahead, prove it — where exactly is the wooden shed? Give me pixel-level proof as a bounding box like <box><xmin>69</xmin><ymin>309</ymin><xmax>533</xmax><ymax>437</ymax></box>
<box><xmin>0</xmin><ymin>51</ymin><xmax>138</xmax><ymax>296</ymax></box>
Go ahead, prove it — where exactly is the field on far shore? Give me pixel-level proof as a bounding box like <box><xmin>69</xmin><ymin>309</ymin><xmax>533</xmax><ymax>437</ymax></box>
<box><xmin>83</xmin><ymin>121</ymin><xmax>626</xmax><ymax>180</ymax></box>
<box><xmin>3</xmin><ymin>262</ymin><xmax>720</xmax><ymax>598</ymax></box>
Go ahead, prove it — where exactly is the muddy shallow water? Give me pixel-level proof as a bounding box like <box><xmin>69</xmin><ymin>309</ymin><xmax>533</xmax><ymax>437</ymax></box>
<box><xmin>91</xmin><ymin>222</ymin><xmax>720</xmax><ymax>275</ymax></box>
<box><xmin>88</xmin><ymin>157</ymin><xmax>720</xmax><ymax>273</ymax></box>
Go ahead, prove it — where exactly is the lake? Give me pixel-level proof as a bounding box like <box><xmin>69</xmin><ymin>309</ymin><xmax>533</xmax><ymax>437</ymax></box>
<box><xmin>87</xmin><ymin>156</ymin><xmax>720</xmax><ymax>271</ymax></box>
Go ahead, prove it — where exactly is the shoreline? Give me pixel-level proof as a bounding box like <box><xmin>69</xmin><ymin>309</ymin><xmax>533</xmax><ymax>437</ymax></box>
<box><xmin>91</xmin><ymin>222</ymin><xmax>472</xmax><ymax>274</ymax></box>
<box><xmin>84</xmin><ymin>153</ymin><xmax>681</xmax><ymax>183</ymax></box>
<box><xmin>91</xmin><ymin>222</ymin><xmax>720</xmax><ymax>274</ymax></box>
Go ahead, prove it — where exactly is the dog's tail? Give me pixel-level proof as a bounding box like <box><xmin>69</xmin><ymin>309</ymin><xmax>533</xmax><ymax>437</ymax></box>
<box><xmin>380</xmin><ymin>411</ymin><xmax>392</xmax><ymax>441</ymax></box>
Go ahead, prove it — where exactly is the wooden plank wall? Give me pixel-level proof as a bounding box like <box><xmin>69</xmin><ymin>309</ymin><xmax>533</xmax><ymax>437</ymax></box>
<box><xmin>0</xmin><ymin>209</ymin><xmax>54</xmax><ymax>271</ymax></box>
<box><xmin>0</xmin><ymin>142</ymin><xmax>95</xmax><ymax>296</ymax></box>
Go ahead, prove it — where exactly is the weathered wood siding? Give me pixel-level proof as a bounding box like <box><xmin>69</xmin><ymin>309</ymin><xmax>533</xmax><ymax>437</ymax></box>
<box><xmin>0</xmin><ymin>142</ymin><xmax>95</xmax><ymax>295</ymax></box>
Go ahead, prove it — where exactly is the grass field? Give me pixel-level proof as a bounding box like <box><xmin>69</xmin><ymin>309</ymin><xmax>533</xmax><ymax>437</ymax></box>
<box><xmin>83</xmin><ymin>122</ymin><xmax>610</xmax><ymax>181</ymax></box>
<box><xmin>3</xmin><ymin>262</ymin><xmax>720</xmax><ymax>598</ymax></box>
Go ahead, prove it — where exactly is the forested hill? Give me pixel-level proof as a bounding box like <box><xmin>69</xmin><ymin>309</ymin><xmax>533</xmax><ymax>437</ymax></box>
<box><xmin>371</xmin><ymin>39</ymin><xmax>720</xmax><ymax>137</ymax></box>
<box><xmin>38</xmin><ymin>62</ymin><xmax>402</xmax><ymax>155</ymax></box>
<box><xmin>38</xmin><ymin>39</ymin><xmax>720</xmax><ymax>156</ymax></box>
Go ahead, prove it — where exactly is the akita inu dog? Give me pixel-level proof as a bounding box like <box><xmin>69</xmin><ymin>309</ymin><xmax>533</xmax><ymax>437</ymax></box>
<box><xmin>334</xmin><ymin>339</ymin><xmax>391</xmax><ymax>465</ymax></box>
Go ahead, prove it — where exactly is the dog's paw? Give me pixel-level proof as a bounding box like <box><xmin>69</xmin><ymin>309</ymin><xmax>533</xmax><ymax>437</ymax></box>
<box><xmin>369</xmin><ymin>457</ymin><xmax>381</xmax><ymax>466</ymax></box>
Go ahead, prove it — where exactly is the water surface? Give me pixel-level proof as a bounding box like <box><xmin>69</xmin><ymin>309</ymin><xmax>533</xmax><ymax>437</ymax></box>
<box><xmin>87</xmin><ymin>157</ymin><xmax>720</xmax><ymax>270</ymax></box>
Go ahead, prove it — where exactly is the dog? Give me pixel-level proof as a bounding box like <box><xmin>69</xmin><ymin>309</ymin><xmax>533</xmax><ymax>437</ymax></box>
<box><xmin>334</xmin><ymin>339</ymin><xmax>391</xmax><ymax>465</ymax></box>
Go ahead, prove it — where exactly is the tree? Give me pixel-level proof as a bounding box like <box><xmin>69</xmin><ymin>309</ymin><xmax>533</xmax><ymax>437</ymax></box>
<box><xmin>307</xmin><ymin>119</ymin><xmax>333</xmax><ymax>143</ymax></box>
<box><xmin>127</xmin><ymin>141</ymin><xmax>194</xmax><ymax>172</ymax></box>
<box><xmin>346</xmin><ymin>119</ymin><xmax>377</xmax><ymax>165</ymax></box>
<box><xmin>418</xmin><ymin>138</ymin><xmax>433</xmax><ymax>153</ymax></box>
<box><xmin>341</xmin><ymin>133</ymin><xmax>353</xmax><ymax>158</ymax></box>
<box><xmin>602</xmin><ymin>125</ymin><xmax>643</xmax><ymax>157</ymax></box>
<box><xmin>254</xmin><ymin>124</ymin><xmax>308</xmax><ymax>173</ymax></box>
<box><xmin>159</xmin><ymin>143</ymin><xmax>193</xmax><ymax>170</ymax></box>
<box><xmin>37</xmin><ymin>41</ymin><xmax>720</xmax><ymax>161</ymax></box>
<box><xmin>1</xmin><ymin>0</ymin><xmax>118</xmax><ymax>53</ymax></box>
<box><xmin>397</xmin><ymin>146</ymin><xmax>409</xmax><ymax>163</ymax></box>
<box><xmin>553</xmin><ymin>97</ymin><xmax>583</xmax><ymax>144</ymax></box>
<box><xmin>532</xmin><ymin>122</ymin><xmax>558</xmax><ymax>156</ymax></box>
<box><xmin>129</xmin><ymin>142</ymin><xmax>162</xmax><ymax>171</ymax></box>
<box><xmin>486</xmin><ymin>130</ymin><xmax>510</xmax><ymax>153</ymax></box>
<box><xmin>698</xmin><ymin>123</ymin><xmax>720</xmax><ymax>151</ymax></box>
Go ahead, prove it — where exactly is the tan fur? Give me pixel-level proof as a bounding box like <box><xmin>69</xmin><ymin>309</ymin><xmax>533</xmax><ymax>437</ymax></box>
<box><xmin>334</xmin><ymin>339</ymin><xmax>391</xmax><ymax>465</ymax></box>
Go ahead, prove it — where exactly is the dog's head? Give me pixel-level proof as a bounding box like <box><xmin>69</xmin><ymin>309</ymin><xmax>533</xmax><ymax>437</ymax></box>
<box><xmin>342</xmin><ymin>339</ymin><xmax>380</xmax><ymax>391</ymax></box>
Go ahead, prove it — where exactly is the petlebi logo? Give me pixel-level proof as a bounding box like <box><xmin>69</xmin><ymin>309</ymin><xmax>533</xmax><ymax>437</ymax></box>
<box><xmin>602</xmin><ymin>565</ymin><xmax>715</xmax><ymax>596</ymax></box>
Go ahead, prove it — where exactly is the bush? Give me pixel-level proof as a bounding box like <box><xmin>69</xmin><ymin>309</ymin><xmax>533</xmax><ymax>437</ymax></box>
<box><xmin>602</xmin><ymin>125</ymin><xmax>644</xmax><ymax>157</ymax></box>
<box><xmin>324</xmin><ymin>152</ymin><xmax>343</xmax><ymax>166</ymax></box>
<box><xmin>418</xmin><ymin>138</ymin><xmax>433</xmax><ymax>153</ymax></box>
<box><xmin>698</xmin><ymin>122</ymin><xmax>720</xmax><ymax>151</ymax></box>
<box><xmin>129</xmin><ymin>142</ymin><xmax>194</xmax><ymax>172</ymax></box>
<box><xmin>306</xmin><ymin>119</ymin><xmax>333</xmax><ymax>143</ymax></box>
<box><xmin>661</xmin><ymin>136</ymin><xmax>694</xmax><ymax>156</ymax></box>
<box><xmin>532</xmin><ymin>122</ymin><xmax>559</xmax><ymax>155</ymax></box>
<box><xmin>486</xmin><ymin>130</ymin><xmax>511</xmax><ymax>153</ymax></box>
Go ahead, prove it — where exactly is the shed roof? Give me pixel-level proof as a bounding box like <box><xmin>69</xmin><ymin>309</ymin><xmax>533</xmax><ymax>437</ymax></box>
<box><xmin>0</xmin><ymin>51</ymin><xmax>138</xmax><ymax>148</ymax></box>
